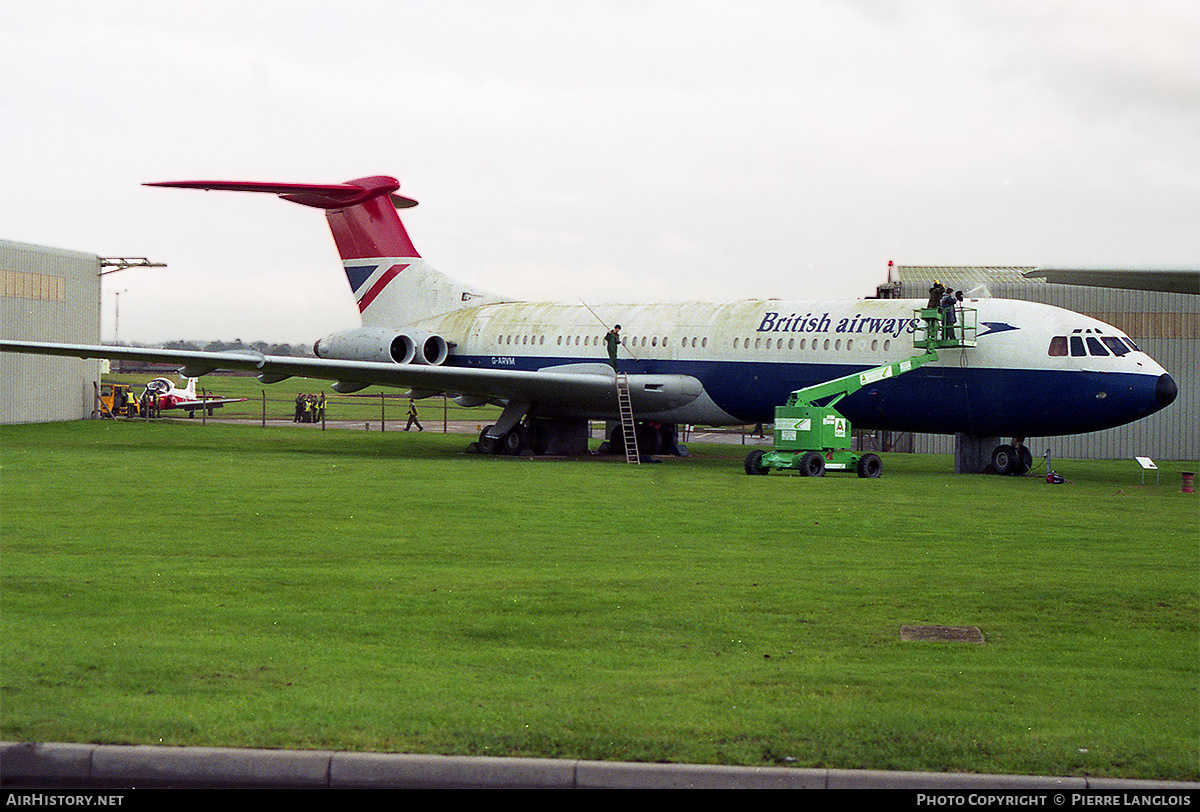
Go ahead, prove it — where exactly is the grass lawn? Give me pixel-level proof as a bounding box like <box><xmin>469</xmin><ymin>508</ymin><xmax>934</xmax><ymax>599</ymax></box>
<box><xmin>1</xmin><ymin>419</ymin><xmax>1196</xmax><ymax>780</ymax></box>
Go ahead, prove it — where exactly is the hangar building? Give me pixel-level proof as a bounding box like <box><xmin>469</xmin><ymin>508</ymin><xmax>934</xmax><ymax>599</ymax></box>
<box><xmin>876</xmin><ymin>265</ymin><xmax>1198</xmax><ymax>461</ymax></box>
<box><xmin>1</xmin><ymin>240</ymin><xmax>103</xmax><ymax>424</ymax></box>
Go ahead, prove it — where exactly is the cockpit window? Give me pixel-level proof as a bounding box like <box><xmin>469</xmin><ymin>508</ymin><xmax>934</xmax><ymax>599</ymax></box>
<box><xmin>1101</xmin><ymin>337</ymin><xmax>1131</xmax><ymax>356</ymax></box>
<box><xmin>1052</xmin><ymin>333</ymin><xmax>1140</xmax><ymax>358</ymax></box>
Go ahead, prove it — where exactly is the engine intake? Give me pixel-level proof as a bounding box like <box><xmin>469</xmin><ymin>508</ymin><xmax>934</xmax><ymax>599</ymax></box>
<box><xmin>391</xmin><ymin>331</ymin><xmax>450</xmax><ymax>366</ymax></box>
<box><xmin>314</xmin><ymin>328</ymin><xmax>450</xmax><ymax>365</ymax></box>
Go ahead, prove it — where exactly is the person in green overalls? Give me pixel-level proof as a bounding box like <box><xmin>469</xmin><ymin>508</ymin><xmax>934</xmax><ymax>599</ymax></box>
<box><xmin>604</xmin><ymin>324</ymin><xmax>622</xmax><ymax>371</ymax></box>
<box><xmin>405</xmin><ymin>398</ymin><xmax>423</xmax><ymax>431</ymax></box>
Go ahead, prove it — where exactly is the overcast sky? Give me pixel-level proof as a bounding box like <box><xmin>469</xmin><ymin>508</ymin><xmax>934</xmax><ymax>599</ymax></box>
<box><xmin>4</xmin><ymin>0</ymin><xmax>1197</xmax><ymax>344</ymax></box>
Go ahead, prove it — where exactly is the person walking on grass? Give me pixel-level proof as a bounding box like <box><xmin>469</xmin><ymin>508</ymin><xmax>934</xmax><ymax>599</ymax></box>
<box><xmin>405</xmin><ymin>398</ymin><xmax>423</xmax><ymax>431</ymax></box>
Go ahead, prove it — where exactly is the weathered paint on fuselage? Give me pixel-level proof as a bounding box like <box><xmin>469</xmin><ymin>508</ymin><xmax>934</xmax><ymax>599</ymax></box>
<box><xmin>407</xmin><ymin>296</ymin><xmax>1174</xmax><ymax>437</ymax></box>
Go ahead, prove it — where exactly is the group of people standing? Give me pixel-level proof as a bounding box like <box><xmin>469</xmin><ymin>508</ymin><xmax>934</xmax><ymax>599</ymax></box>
<box><xmin>927</xmin><ymin>281</ymin><xmax>964</xmax><ymax>340</ymax></box>
<box><xmin>290</xmin><ymin>393</ymin><xmax>425</xmax><ymax>428</ymax></box>
<box><xmin>294</xmin><ymin>393</ymin><xmax>326</xmax><ymax>423</ymax></box>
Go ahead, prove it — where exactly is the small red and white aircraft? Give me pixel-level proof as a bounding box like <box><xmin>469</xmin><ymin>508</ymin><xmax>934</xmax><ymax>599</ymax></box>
<box><xmin>142</xmin><ymin>376</ymin><xmax>245</xmax><ymax>414</ymax></box>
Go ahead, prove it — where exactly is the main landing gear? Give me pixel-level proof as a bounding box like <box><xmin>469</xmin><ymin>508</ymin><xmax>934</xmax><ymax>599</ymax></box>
<box><xmin>600</xmin><ymin>422</ymin><xmax>685</xmax><ymax>458</ymax></box>
<box><xmin>471</xmin><ymin>419</ymin><xmax>686</xmax><ymax>458</ymax></box>
<box><xmin>476</xmin><ymin>421</ymin><xmax>551</xmax><ymax>456</ymax></box>
<box><xmin>471</xmin><ymin>403</ymin><xmax>593</xmax><ymax>457</ymax></box>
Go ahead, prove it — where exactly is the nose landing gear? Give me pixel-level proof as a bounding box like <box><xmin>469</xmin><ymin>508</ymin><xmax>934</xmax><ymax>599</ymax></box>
<box><xmin>989</xmin><ymin>439</ymin><xmax>1033</xmax><ymax>476</ymax></box>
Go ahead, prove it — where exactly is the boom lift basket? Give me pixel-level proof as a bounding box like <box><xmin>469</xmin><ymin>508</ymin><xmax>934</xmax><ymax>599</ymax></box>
<box><xmin>914</xmin><ymin>305</ymin><xmax>977</xmax><ymax>350</ymax></box>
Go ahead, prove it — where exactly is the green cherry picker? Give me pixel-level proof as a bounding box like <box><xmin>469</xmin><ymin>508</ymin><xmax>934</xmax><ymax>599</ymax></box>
<box><xmin>744</xmin><ymin>303</ymin><xmax>976</xmax><ymax>478</ymax></box>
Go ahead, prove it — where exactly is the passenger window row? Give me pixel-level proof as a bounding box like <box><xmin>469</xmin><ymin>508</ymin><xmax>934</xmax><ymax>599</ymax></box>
<box><xmin>733</xmin><ymin>336</ymin><xmax>894</xmax><ymax>353</ymax></box>
<box><xmin>496</xmin><ymin>334</ymin><xmax>681</xmax><ymax>348</ymax></box>
<box><xmin>494</xmin><ymin>333</ymin><xmax>897</xmax><ymax>353</ymax></box>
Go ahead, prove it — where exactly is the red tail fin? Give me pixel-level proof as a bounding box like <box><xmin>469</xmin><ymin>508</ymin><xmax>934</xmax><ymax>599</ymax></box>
<box><xmin>148</xmin><ymin>175</ymin><xmax>502</xmax><ymax>326</ymax></box>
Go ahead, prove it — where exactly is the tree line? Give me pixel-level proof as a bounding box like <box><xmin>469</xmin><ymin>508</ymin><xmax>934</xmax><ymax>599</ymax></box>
<box><xmin>119</xmin><ymin>339</ymin><xmax>313</xmax><ymax>357</ymax></box>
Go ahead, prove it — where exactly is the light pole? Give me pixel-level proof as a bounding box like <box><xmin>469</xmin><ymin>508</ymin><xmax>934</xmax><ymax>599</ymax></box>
<box><xmin>114</xmin><ymin>289</ymin><xmax>127</xmax><ymax>344</ymax></box>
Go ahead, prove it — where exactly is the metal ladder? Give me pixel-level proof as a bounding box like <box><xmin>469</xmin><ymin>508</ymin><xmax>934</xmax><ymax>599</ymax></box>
<box><xmin>615</xmin><ymin>373</ymin><xmax>640</xmax><ymax>465</ymax></box>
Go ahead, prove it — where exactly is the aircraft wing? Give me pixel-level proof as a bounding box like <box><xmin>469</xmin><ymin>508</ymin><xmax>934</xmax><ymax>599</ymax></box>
<box><xmin>1021</xmin><ymin>267</ymin><xmax>1199</xmax><ymax>295</ymax></box>
<box><xmin>0</xmin><ymin>340</ymin><xmax>701</xmax><ymax>414</ymax></box>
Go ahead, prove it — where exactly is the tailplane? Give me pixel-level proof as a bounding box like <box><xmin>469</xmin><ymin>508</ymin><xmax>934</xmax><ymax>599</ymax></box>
<box><xmin>146</xmin><ymin>176</ymin><xmax>503</xmax><ymax>327</ymax></box>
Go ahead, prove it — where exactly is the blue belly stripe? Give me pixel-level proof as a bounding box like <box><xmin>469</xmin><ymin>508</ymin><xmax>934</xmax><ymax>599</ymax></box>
<box><xmin>452</xmin><ymin>354</ymin><xmax>1166</xmax><ymax>437</ymax></box>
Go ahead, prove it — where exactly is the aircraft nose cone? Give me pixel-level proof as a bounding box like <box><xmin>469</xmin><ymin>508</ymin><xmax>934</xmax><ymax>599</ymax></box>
<box><xmin>1157</xmin><ymin>373</ymin><xmax>1178</xmax><ymax>408</ymax></box>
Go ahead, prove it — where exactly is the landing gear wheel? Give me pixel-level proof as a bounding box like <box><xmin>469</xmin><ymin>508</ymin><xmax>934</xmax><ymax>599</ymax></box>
<box><xmin>857</xmin><ymin>453</ymin><xmax>882</xmax><ymax>478</ymax></box>
<box><xmin>799</xmin><ymin>451</ymin><xmax>826</xmax><ymax>477</ymax></box>
<box><xmin>1015</xmin><ymin>445</ymin><xmax>1032</xmax><ymax>475</ymax></box>
<box><xmin>991</xmin><ymin>444</ymin><xmax>1017</xmax><ymax>475</ymax></box>
<box><xmin>744</xmin><ymin>450</ymin><xmax>768</xmax><ymax>475</ymax></box>
<box><xmin>502</xmin><ymin>426</ymin><xmax>530</xmax><ymax>455</ymax></box>
<box><xmin>530</xmin><ymin>423</ymin><xmax>550</xmax><ymax>456</ymax></box>
<box><xmin>637</xmin><ymin>424</ymin><xmax>663</xmax><ymax>457</ymax></box>
<box><xmin>660</xmin><ymin>424</ymin><xmax>681</xmax><ymax>456</ymax></box>
<box><xmin>478</xmin><ymin>426</ymin><xmax>499</xmax><ymax>455</ymax></box>
<box><xmin>607</xmin><ymin>424</ymin><xmax>625</xmax><ymax>455</ymax></box>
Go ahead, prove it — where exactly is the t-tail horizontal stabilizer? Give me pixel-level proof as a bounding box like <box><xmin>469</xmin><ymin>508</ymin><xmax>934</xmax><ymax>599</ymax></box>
<box><xmin>144</xmin><ymin>177</ymin><xmax>418</xmax><ymax>210</ymax></box>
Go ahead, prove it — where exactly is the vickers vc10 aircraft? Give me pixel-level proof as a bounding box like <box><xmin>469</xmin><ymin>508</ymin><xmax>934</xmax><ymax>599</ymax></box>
<box><xmin>1</xmin><ymin>175</ymin><xmax>1178</xmax><ymax>472</ymax></box>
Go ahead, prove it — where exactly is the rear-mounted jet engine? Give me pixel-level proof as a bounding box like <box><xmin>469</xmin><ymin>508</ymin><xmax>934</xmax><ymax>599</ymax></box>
<box><xmin>314</xmin><ymin>327</ymin><xmax>450</xmax><ymax>365</ymax></box>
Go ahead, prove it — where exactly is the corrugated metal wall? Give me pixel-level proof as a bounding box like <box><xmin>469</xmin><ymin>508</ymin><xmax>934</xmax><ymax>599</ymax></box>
<box><xmin>1</xmin><ymin>240</ymin><xmax>103</xmax><ymax>423</ymax></box>
<box><xmin>882</xmin><ymin>266</ymin><xmax>1198</xmax><ymax>461</ymax></box>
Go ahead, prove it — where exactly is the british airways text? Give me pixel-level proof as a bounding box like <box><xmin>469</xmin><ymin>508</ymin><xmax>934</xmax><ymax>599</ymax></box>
<box><xmin>757</xmin><ymin>311</ymin><xmax>920</xmax><ymax>339</ymax></box>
